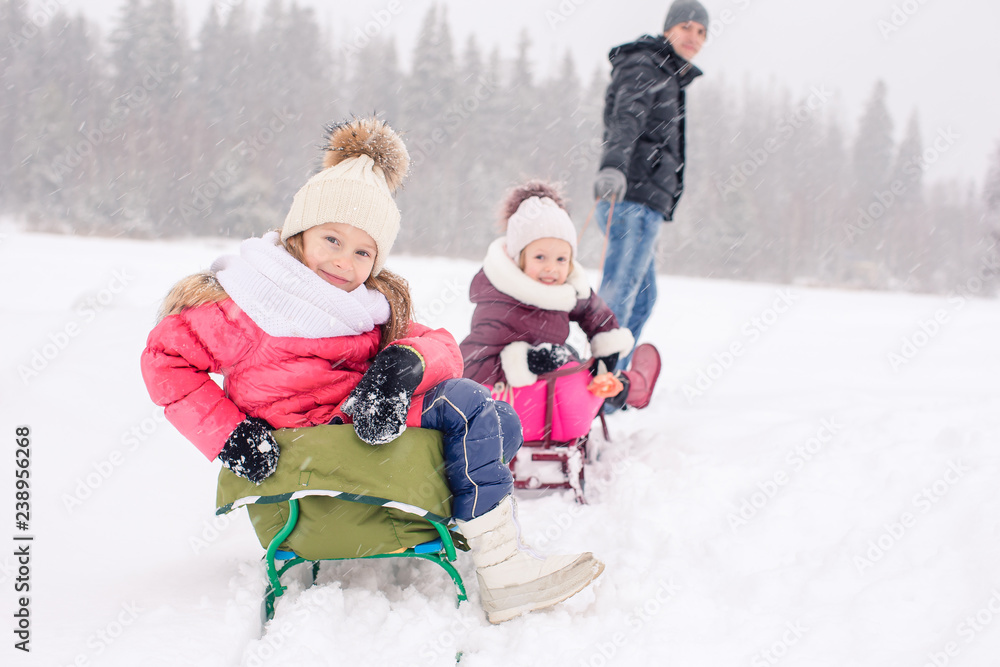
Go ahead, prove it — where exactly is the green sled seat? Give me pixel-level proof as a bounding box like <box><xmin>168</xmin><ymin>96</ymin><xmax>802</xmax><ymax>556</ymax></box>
<box><xmin>215</xmin><ymin>424</ymin><xmax>468</xmax><ymax>622</ymax></box>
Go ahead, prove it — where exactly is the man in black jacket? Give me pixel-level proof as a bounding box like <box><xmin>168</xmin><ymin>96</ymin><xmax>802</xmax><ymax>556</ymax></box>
<box><xmin>593</xmin><ymin>1</ymin><xmax>708</xmax><ymax>368</ymax></box>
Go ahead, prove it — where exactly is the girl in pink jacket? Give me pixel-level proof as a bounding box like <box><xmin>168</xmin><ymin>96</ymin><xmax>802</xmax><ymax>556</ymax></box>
<box><xmin>140</xmin><ymin>118</ymin><xmax>602</xmax><ymax>624</ymax></box>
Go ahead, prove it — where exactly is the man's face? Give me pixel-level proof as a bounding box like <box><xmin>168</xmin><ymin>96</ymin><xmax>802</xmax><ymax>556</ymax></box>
<box><xmin>664</xmin><ymin>21</ymin><xmax>707</xmax><ymax>61</ymax></box>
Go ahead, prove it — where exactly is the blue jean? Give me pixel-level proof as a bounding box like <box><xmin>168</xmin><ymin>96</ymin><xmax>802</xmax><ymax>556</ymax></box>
<box><xmin>420</xmin><ymin>379</ymin><xmax>522</xmax><ymax>521</ymax></box>
<box><xmin>595</xmin><ymin>199</ymin><xmax>664</xmax><ymax>369</ymax></box>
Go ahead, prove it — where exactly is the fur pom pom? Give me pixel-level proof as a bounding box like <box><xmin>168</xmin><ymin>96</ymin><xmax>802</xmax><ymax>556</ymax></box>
<box><xmin>500</xmin><ymin>180</ymin><xmax>567</xmax><ymax>229</ymax></box>
<box><xmin>323</xmin><ymin>117</ymin><xmax>410</xmax><ymax>193</ymax></box>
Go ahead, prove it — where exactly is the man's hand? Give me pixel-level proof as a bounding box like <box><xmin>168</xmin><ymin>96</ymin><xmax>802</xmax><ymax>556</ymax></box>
<box><xmin>593</xmin><ymin>167</ymin><xmax>627</xmax><ymax>202</ymax></box>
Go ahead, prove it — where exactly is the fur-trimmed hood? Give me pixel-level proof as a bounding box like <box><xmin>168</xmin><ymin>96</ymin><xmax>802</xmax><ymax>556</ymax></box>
<box><xmin>481</xmin><ymin>237</ymin><xmax>590</xmax><ymax>312</ymax></box>
<box><xmin>157</xmin><ymin>272</ymin><xmax>228</xmax><ymax>322</ymax></box>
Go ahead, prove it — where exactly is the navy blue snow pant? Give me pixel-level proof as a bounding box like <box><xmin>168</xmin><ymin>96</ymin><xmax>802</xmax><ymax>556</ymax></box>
<box><xmin>420</xmin><ymin>378</ymin><xmax>522</xmax><ymax>521</ymax></box>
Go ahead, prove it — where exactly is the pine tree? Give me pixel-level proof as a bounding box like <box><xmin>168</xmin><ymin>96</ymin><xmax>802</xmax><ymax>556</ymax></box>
<box><xmin>539</xmin><ymin>51</ymin><xmax>582</xmax><ymax>179</ymax></box>
<box><xmin>852</xmin><ymin>80</ymin><xmax>895</xmax><ymax>198</ymax></box>
<box><xmin>891</xmin><ymin>111</ymin><xmax>924</xmax><ymax>205</ymax></box>
<box><xmin>448</xmin><ymin>34</ymin><xmax>494</xmax><ymax>257</ymax></box>
<box><xmin>348</xmin><ymin>35</ymin><xmax>402</xmax><ymax>123</ymax></box>
<box><xmin>506</xmin><ymin>28</ymin><xmax>539</xmax><ymax>173</ymax></box>
<box><xmin>105</xmin><ymin>0</ymin><xmax>191</xmax><ymax>233</ymax></box>
<box><xmin>886</xmin><ymin>110</ymin><xmax>927</xmax><ymax>288</ymax></box>
<box><xmin>194</xmin><ymin>6</ymin><xmax>225</xmax><ymax>127</ymax></box>
<box><xmin>816</xmin><ymin>113</ymin><xmax>851</xmax><ymax>285</ymax></box>
<box><xmin>32</xmin><ymin>12</ymin><xmax>106</xmax><ymax>227</ymax></box>
<box><xmin>849</xmin><ymin>80</ymin><xmax>895</xmax><ymax>285</ymax></box>
<box><xmin>0</xmin><ymin>0</ymin><xmax>31</xmax><ymax>212</ymax></box>
<box><xmin>984</xmin><ymin>141</ymin><xmax>1000</xmax><ymax>213</ymax></box>
<box><xmin>398</xmin><ymin>3</ymin><xmax>458</xmax><ymax>254</ymax></box>
<box><xmin>779</xmin><ymin>89</ymin><xmax>829</xmax><ymax>283</ymax></box>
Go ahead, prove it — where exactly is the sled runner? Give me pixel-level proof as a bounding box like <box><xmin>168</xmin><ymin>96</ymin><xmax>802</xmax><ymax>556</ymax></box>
<box><xmin>504</xmin><ymin>361</ymin><xmax>609</xmax><ymax>504</ymax></box>
<box><xmin>215</xmin><ymin>424</ymin><xmax>468</xmax><ymax>623</ymax></box>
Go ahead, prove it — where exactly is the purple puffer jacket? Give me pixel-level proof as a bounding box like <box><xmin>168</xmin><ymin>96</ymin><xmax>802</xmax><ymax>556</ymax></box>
<box><xmin>460</xmin><ymin>238</ymin><xmax>634</xmax><ymax>389</ymax></box>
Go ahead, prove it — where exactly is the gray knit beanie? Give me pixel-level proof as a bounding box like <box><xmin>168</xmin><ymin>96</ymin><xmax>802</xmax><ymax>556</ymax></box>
<box><xmin>664</xmin><ymin>0</ymin><xmax>709</xmax><ymax>32</ymax></box>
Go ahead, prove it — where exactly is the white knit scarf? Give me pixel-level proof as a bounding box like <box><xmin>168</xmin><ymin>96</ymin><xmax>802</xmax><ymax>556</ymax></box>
<box><xmin>211</xmin><ymin>231</ymin><xmax>390</xmax><ymax>338</ymax></box>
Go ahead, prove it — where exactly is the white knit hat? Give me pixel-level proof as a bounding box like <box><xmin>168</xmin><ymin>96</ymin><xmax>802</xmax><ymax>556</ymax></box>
<box><xmin>505</xmin><ymin>196</ymin><xmax>578</xmax><ymax>261</ymax></box>
<box><xmin>281</xmin><ymin>117</ymin><xmax>409</xmax><ymax>276</ymax></box>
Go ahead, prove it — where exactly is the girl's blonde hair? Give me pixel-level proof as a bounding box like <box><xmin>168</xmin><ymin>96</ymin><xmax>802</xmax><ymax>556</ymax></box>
<box><xmin>283</xmin><ymin>232</ymin><xmax>413</xmax><ymax>349</ymax></box>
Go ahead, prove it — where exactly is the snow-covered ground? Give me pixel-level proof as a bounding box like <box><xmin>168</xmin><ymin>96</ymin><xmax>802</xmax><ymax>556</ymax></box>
<box><xmin>1</xmin><ymin>229</ymin><xmax>998</xmax><ymax>666</ymax></box>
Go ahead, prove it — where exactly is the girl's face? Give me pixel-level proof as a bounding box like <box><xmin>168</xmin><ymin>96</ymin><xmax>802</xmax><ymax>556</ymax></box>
<box><xmin>520</xmin><ymin>237</ymin><xmax>572</xmax><ymax>286</ymax></box>
<box><xmin>301</xmin><ymin>222</ymin><xmax>377</xmax><ymax>292</ymax></box>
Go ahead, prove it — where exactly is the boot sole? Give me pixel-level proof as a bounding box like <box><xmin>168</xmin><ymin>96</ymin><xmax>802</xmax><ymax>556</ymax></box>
<box><xmin>481</xmin><ymin>555</ymin><xmax>605</xmax><ymax>624</ymax></box>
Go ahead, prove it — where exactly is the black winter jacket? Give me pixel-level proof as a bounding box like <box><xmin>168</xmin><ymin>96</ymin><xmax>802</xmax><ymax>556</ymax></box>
<box><xmin>599</xmin><ymin>34</ymin><xmax>703</xmax><ymax>221</ymax></box>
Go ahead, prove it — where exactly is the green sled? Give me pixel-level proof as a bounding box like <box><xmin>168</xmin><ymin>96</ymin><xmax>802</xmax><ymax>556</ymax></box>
<box><xmin>215</xmin><ymin>424</ymin><xmax>467</xmax><ymax>621</ymax></box>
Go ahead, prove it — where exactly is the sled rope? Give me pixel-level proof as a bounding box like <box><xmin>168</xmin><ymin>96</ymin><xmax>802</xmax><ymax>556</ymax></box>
<box><xmin>577</xmin><ymin>200</ymin><xmax>598</xmax><ymax>245</ymax></box>
<box><xmin>598</xmin><ymin>196</ymin><xmax>617</xmax><ymax>274</ymax></box>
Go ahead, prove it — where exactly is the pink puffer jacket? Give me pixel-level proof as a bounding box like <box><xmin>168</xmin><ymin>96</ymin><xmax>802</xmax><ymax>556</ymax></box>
<box><xmin>141</xmin><ymin>289</ymin><xmax>462</xmax><ymax>461</ymax></box>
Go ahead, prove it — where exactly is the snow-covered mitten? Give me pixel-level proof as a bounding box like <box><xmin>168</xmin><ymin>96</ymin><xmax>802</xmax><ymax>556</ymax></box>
<box><xmin>218</xmin><ymin>417</ymin><xmax>280</xmax><ymax>484</ymax></box>
<box><xmin>342</xmin><ymin>345</ymin><xmax>425</xmax><ymax>445</ymax></box>
<box><xmin>592</xmin><ymin>352</ymin><xmax>619</xmax><ymax>377</ymax></box>
<box><xmin>526</xmin><ymin>343</ymin><xmax>572</xmax><ymax>376</ymax></box>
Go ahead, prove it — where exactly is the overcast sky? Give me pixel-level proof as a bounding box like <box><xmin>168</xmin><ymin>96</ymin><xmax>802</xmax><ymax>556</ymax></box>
<box><xmin>62</xmin><ymin>0</ymin><xmax>1000</xmax><ymax>184</ymax></box>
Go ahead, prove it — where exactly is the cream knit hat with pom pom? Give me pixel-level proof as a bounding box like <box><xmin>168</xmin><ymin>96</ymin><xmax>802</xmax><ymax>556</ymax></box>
<box><xmin>282</xmin><ymin>117</ymin><xmax>410</xmax><ymax>276</ymax></box>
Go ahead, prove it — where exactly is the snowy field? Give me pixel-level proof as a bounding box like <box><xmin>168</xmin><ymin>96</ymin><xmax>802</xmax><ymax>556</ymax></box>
<box><xmin>1</xmin><ymin>228</ymin><xmax>999</xmax><ymax>667</ymax></box>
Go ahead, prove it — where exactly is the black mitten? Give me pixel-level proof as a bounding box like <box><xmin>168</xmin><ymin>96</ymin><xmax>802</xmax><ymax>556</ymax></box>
<box><xmin>526</xmin><ymin>343</ymin><xmax>572</xmax><ymax>376</ymax></box>
<box><xmin>219</xmin><ymin>417</ymin><xmax>280</xmax><ymax>484</ymax></box>
<box><xmin>342</xmin><ymin>345</ymin><xmax>424</xmax><ymax>445</ymax></box>
<box><xmin>604</xmin><ymin>373</ymin><xmax>631</xmax><ymax>412</ymax></box>
<box><xmin>592</xmin><ymin>352</ymin><xmax>620</xmax><ymax>377</ymax></box>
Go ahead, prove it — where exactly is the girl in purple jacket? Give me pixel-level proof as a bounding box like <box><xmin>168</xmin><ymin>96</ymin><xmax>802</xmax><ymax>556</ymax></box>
<box><xmin>460</xmin><ymin>182</ymin><xmax>661</xmax><ymax>432</ymax></box>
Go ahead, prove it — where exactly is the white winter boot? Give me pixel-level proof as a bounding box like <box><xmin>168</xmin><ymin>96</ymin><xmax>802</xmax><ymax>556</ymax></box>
<box><xmin>457</xmin><ymin>496</ymin><xmax>605</xmax><ymax>624</ymax></box>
